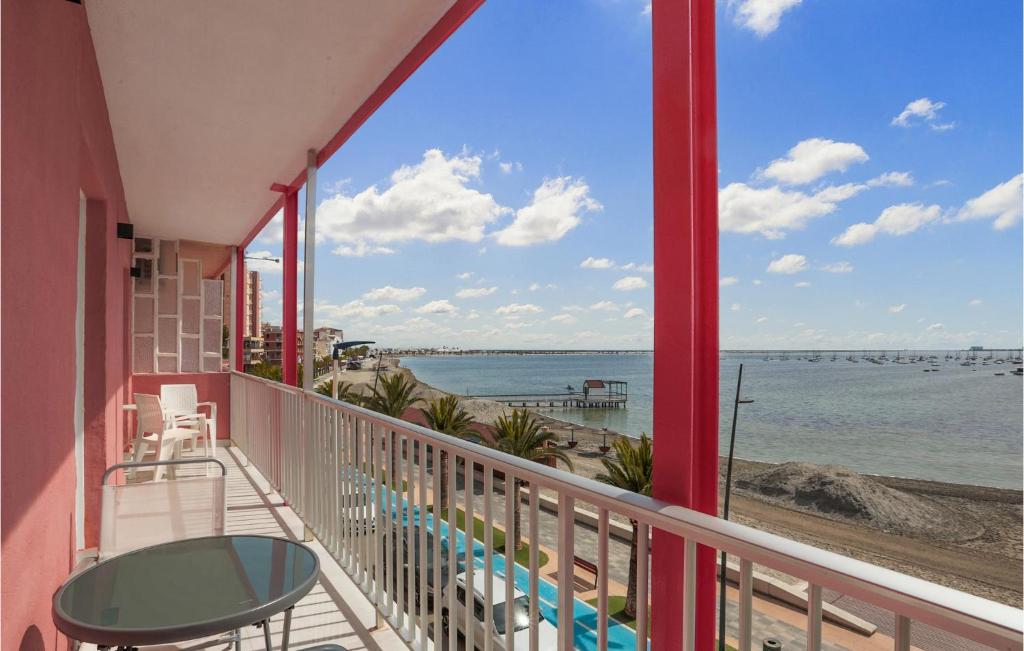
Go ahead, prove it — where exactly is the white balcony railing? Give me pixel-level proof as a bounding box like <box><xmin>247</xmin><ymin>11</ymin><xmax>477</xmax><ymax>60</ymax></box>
<box><xmin>230</xmin><ymin>371</ymin><xmax>1023</xmax><ymax>651</ymax></box>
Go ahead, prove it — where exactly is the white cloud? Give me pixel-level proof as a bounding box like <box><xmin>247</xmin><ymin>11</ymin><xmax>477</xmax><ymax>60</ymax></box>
<box><xmin>720</xmin><ymin>276</ymin><xmax>739</xmax><ymax>286</ymax></box>
<box><xmin>317</xmin><ymin>149</ymin><xmax>510</xmax><ymax>250</ymax></box>
<box><xmin>244</xmin><ymin>250</ymin><xmax>284</xmax><ymax>274</ymax></box>
<box><xmin>495</xmin><ymin>303</ymin><xmax>543</xmax><ymax>315</ymax></box>
<box><xmin>623</xmin><ymin>307</ymin><xmax>648</xmax><ymax>319</ymax></box>
<box><xmin>756</xmin><ymin>316</ymin><xmax>769</xmax><ymax>324</ymax></box>
<box><xmin>867</xmin><ymin>171</ymin><xmax>914</xmax><ymax>187</ymax></box>
<box><xmin>821</xmin><ymin>261</ymin><xmax>854</xmax><ymax>273</ymax></box>
<box><xmin>954</xmin><ymin>174</ymin><xmax>1023</xmax><ymax>230</ymax></box>
<box><xmin>498</xmin><ymin>161</ymin><xmax>523</xmax><ymax>174</ymax></box>
<box><xmin>968</xmin><ymin>298</ymin><xmax>984</xmax><ymax>306</ymax></box>
<box><xmin>730</xmin><ymin>303</ymin><xmax>741</xmax><ymax>312</ymax></box>
<box><xmin>494</xmin><ymin>177</ymin><xmax>601</xmax><ymax>246</ymax></box>
<box><xmin>762</xmin><ymin>138</ymin><xmax>868</xmax><ymax>185</ymax></box>
<box><xmin>562</xmin><ymin>304</ymin><xmax>584</xmax><ymax>312</ymax></box>
<box><xmin>642</xmin><ymin>2</ymin><xmax>652</xmax><ymax>16</ymax></box>
<box><xmin>620</xmin><ymin>262</ymin><xmax>654</xmax><ymax>273</ymax></box>
<box><xmin>794</xmin><ymin>281</ymin><xmax>811</xmax><ymax>288</ymax></box>
<box><xmin>612</xmin><ymin>276</ymin><xmax>648</xmax><ymax>291</ymax></box>
<box><xmin>719</xmin><ymin>182</ymin><xmax>865</xmax><ymax>239</ymax></box>
<box><xmin>317</xmin><ymin>300</ymin><xmax>401</xmax><ymax>321</ymax></box>
<box><xmin>455</xmin><ymin>287</ymin><xmax>498</xmax><ymax>299</ymax></box>
<box><xmin>528</xmin><ymin>282</ymin><xmax>557</xmax><ymax>291</ymax></box>
<box><xmin>733</xmin><ymin>0</ymin><xmax>801</xmax><ymax>36</ymax></box>
<box><xmin>362</xmin><ymin>286</ymin><xmax>426</xmax><ymax>302</ymax></box>
<box><xmin>766</xmin><ymin>254</ymin><xmax>807</xmax><ymax>274</ymax></box>
<box><xmin>580</xmin><ymin>256</ymin><xmax>616</xmax><ymax>269</ymax></box>
<box><xmin>455</xmin><ymin>271</ymin><xmax>474</xmax><ymax>280</ymax></box>
<box><xmin>891</xmin><ymin>98</ymin><xmax>950</xmax><ymax>129</ymax></box>
<box><xmin>888</xmin><ymin>304</ymin><xmax>906</xmax><ymax>314</ymax></box>
<box><xmin>830</xmin><ymin>222</ymin><xmax>878</xmax><ymax>246</ymax></box>
<box><xmin>415</xmin><ymin>300</ymin><xmax>458</xmax><ymax>315</ymax></box>
<box><xmin>550</xmin><ymin>313</ymin><xmax>577</xmax><ymax>324</ymax></box>
<box><xmin>332</xmin><ymin>242</ymin><xmax>396</xmax><ymax>257</ymax></box>
<box><xmin>926</xmin><ymin>322</ymin><xmax>945</xmax><ymax>332</ymax></box>
<box><xmin>752</xmin><ymin>279</ymin><xmax>763</xmax><ymax>286</ymax></box>
<box><xmin>832</xmin><ymin>203</ymin><xmax>942</xmax><ymax>246</ymax></box>
<box><xmin>589</xmin><ymin>301</ymin><xmax>619</xmax><ymax>312</ymax></box>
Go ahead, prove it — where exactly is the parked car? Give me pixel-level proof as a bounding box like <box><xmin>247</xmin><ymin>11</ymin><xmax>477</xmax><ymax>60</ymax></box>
<box><xmin>381</xmin><ymin>522</ymin><xmax>454</xmax><ymax>610</ymax></box>
<box><xmin>440</xmin><ymin>571</ymin><xmax>558</xmax><ymax>650</ymax></box>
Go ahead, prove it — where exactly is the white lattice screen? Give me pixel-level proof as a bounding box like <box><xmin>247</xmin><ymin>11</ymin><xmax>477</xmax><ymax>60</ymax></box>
<box><xmin>131</xmin><ymin>238</ymin><xmax>224</xmax><ymax>373</ymax></box>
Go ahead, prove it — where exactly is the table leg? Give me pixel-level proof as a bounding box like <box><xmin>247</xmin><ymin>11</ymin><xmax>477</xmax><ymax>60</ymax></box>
<box><xmin>262</xmin><ymin>619</ymin><xmax>272</xmax><ymax>651</ymax></box>
<box><xmin>281</xmin><ymin>606</ymin><xmax>294</xmax><ymax>651</ymax></box>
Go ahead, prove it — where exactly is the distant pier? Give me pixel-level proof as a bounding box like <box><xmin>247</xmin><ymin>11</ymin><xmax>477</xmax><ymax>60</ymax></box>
<box><xmin>468</xmin><ymin>378</ymin><xmax>627</xmax><ymax>409</ymax></box>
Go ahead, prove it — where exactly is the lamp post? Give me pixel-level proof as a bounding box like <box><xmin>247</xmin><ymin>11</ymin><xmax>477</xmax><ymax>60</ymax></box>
<box><xmin>718</xmin><ymin>363</ymin><xmax>754</xmax><ymax>651</ymax></box>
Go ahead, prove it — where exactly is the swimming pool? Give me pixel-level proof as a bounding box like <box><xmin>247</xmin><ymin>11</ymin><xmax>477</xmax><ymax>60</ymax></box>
<box><xmin>388</xmin><ymin>497</ymin><xmax>645</xmax><ymax>651</ymax></box>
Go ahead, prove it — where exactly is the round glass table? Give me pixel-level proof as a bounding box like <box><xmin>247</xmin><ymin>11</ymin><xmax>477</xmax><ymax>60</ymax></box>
<box><xmin>53</xmin><ymin>535</ymin><xmax>319</xmax><ymax>650</ymax></box>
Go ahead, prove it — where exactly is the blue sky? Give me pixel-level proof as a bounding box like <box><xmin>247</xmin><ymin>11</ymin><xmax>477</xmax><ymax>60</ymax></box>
<box><xmin>247</xmin><ymin>0</ymin><xmax>1022</xmax><ymax>350</ymax></box>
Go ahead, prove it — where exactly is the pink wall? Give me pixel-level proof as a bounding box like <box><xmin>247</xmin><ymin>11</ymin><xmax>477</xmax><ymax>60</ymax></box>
<box><xmin>129</xmin><ymin>373</ymin><xmax>232</xmax><ymax>443</ymax></box>
<box><xmin>2</xmin><ymin>1</ymin><xmax>131</xmax><ymax>649</ymax></box>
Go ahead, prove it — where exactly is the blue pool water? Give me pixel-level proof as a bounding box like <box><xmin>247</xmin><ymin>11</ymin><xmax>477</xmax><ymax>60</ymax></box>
<box><xmin>388</xmin><ymin>497</ymin><xmax>644</xmax><ymax>651</ymax></box>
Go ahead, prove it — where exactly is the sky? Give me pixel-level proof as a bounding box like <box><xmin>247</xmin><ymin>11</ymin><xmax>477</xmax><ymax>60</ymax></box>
<box><xmin>246</xmin><ymin>0</ymin><xmax>1023</xmax><ymax>351</ymax></box>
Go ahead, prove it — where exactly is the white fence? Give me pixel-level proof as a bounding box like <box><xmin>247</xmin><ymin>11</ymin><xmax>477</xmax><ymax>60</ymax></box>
<box><xmin>230</xmin><ymin>371</ymin><xmax>1023</xmax><ymax>651</ymax></box>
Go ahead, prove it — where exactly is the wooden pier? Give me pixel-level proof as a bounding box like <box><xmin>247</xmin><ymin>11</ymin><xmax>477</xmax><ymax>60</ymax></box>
<box><xmin>468</xmin><ymin>379</ymin><xmax>627</xmax><ymax>409</ymax></box>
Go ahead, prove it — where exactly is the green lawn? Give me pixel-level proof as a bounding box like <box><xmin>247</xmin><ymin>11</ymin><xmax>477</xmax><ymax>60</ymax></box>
<box><xmin>584</xmin><ymin>596</ymin><xmax>737</xmax><ymax>650</ymax></box>
<box><xmin>429</xmin><ymin>506</ymin><xmax>549</xmax><ymax>568</ymax></box>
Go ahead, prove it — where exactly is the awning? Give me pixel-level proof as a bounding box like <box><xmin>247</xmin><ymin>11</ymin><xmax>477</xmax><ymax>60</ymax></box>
<box><xmin>85</xmin><ymin>0</ymin><xmax>480</xmax><ymax>245</ymax></box>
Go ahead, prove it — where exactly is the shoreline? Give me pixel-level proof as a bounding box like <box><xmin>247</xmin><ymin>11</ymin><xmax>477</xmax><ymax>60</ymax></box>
<box><xmin>333</xmin><ymin>358</ymin><xmax>1021</xmax><ymax>604</ymax></box>
<box><xmin>364</xmin><ymin>359</ymin><xmax>1022</xmax><ymax>606</ymax></box>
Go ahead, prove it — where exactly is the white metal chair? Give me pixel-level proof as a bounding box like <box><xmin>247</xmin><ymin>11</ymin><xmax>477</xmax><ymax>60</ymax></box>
<box><xmin>160</xmin><ymin>383</ymin><xmax>217</xmax><ymax>457</ymax></box>
<box><xmin>131</xmin><ymin>393</ymin><xmax>196</xmax><ymax>480</ymax></box>
<box><xmin>98</xmin><ymin>458</ymin><xmax>239</xmax><ymax>650</ymax></box>
<box><xmin>100</xmin><ymin>457</ymin><xmax>227</xmax><ymax>561</ymax></box>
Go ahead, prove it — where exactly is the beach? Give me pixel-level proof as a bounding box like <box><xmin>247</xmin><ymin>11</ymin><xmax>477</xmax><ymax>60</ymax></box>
<box><xmin>330</xmin><ymin>359</ymin><xmax>1023</xmax><ymax>607</ymax></box>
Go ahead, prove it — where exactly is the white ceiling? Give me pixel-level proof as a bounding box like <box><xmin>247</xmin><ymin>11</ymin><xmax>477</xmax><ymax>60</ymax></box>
<box><xmin>86</xmin><ymin>0</ymin><xmax>457</xmax><ymax>245</ymax></box>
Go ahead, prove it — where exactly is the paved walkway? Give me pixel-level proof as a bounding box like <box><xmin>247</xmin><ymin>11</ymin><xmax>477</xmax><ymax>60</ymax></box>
<box><xmin>449</xmin><ymin>468</ymin><xmax>900</xmax><ymax>651</ymax></box>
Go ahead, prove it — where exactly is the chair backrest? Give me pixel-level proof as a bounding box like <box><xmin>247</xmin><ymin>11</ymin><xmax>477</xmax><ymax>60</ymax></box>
<box><xmin>99</xmin><ymin>458</ymin><xmax>226</xmax><ymax>561</ymax></box>
<box><xmin>133</xmin><ymin>393</ymin><xmax>166</xmax><ymax>434</ymax></box>
<box><xmin>160</xmin><ymin>383</ymin><xmax>198</xmax><ymax>415</ymax></box>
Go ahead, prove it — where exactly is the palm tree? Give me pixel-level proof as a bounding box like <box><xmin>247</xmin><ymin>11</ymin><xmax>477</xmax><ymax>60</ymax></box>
<box><xmin>420</xmin><ymin>395</ymin><xmax>475</xmax><ymax>509</ymax></box>
<box><xmin>314</xmin><ymin>379</ymin><xmax>363</xmax><ymax>405</ymax></box>
<box><xmin>364</xmin><ymin>373</ymin><xmax>422</xmax><ymax>490</ymax></box>
<box><xmin>596</xmin><ymin>433</ymin><xmax>653</xmax><ymax>620</ymax></box>
<box><xmin>488</xmin><ymin>409</ymin><xmax>573</xmax><ymax>551</ymax></box>
<box><xmin>363</xmin><ymin>373</ymin><xmax>421</xmax><ymax>418</ymax></box>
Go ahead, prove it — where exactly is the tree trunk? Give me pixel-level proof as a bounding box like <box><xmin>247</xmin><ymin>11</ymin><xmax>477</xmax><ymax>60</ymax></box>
<box><xmin>439</xmin><ymin>450</ymin><xmax>449</xmax><ymax>509</ymax></box>
<box><xmin>513</xmin><ymin>479</ymin><xmax>524</xmax><ymax>551</ymax></box>
<box><xmin>624</xmin><ymin>520</ymin><xmax>639</xmax><ymax>619</ymax></box>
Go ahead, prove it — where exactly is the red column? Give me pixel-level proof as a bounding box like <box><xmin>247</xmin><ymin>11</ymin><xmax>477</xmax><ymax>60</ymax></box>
<box><xmin>282</xmin><ymin>190</ymin><xmax>299</xmax><ymax>386</ymax></box>
<box><xmin>234</xmin><ymin>247</ymin><xmax>245</xmax><ymax>372</ymax></box>
<box><xmin>651</xmin><ymin>0</ymin><xmax>719</xmax><ymax>649</ymax></box>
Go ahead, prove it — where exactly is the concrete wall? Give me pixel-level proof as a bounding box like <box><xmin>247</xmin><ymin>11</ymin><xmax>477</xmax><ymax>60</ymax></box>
<box><xmin>2</xmin><ymin>1</ymin><xmax>131</xmax><ymax>649</ymax></box>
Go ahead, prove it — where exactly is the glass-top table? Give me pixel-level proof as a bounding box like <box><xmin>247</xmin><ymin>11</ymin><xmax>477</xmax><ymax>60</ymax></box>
<box><xmin>53</xmin><ymin>535</ymin><xmax>319</xmax><ymax>650</ymax></box>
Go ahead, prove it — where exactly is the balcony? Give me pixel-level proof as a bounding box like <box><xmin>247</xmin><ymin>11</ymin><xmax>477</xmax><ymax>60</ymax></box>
<box><xmin>218</xmin><ymin>371</ymin><xmax>1022</xmax><ymax>651</ymax></box>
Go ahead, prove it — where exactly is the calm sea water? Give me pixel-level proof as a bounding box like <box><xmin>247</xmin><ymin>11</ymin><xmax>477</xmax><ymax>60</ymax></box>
<box><xmin>402</xmin><ymin>352</ymin><xmax>1024</xmax><ymax>489</ymax></box>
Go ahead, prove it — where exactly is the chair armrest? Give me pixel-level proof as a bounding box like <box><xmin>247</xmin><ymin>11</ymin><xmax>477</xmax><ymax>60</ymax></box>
<box><xmin>172</xmin><ymin>413</ymin><xmax>206</xmax><ymax>421</ymax></box>
<box><xmin>197</xmin><ymin>401</ymin><xmax>217</xmax><ymax>419</ymax></box>
<box><xmin>67</xmin><ymin>548</ymin><xmax>99</xmax><ymax>581</ymax></box>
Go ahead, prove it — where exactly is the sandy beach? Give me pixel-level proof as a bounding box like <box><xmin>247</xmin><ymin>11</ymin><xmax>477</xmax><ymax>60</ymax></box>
<box><xmin>331</xmin><ymin>359</ymin><xmax>1023</xmax><ymax>607</ymax></box>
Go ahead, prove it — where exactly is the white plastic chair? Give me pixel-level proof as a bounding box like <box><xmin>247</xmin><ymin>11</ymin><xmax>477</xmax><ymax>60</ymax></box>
<box><xmin>160</xmin><ymin>384</ymin><xmax>217</xmax><ymax>456</ymax></box>
<box><xmin>132</xmin><ymin>393</ymin><xmax>196</xmax><ymax>480</ymax></box>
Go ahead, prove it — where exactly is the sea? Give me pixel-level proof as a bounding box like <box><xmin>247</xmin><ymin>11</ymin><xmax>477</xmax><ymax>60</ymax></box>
<box><xmin>401</xmin><ymin>351</ymin><xmax>1024</xmax><ymax>489</ymax></box>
